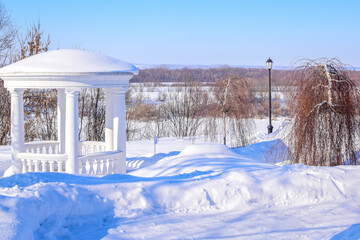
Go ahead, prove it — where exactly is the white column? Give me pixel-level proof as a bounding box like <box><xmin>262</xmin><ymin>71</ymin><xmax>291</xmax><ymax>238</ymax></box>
<box><xmin>65</xmin><ymin>89</ymin><xmax>79</xmax><ymax>174</ymax></box>
<box><xmin>8</xmin><ymin>88</ymin><xmax>25</xmax><ymax>175</ymax></box>
<box><xmin>57</xmin><ymin>89</ymin><xmax>66</xmax><ymax>154</ymax></box>
<box><xmin>113</xmin><ymin>87</ymin><xmax>127</xmax><ymax>174</ymax></box>
<box><xmin>105</xmin><ymin>89</ymin><xmax>113</xmax><ymax>152</ymax></box>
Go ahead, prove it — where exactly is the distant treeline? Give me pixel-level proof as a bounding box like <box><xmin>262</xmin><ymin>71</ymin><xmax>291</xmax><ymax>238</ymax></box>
<box><xmin>131</xmin><ymin>67</ymin><xmax>294</xmax><ymax>86</ymax></box>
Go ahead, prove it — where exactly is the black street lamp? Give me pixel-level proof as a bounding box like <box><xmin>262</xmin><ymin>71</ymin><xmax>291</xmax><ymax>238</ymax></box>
<box><xmin>266</xmin><ymin>57</ymin><xmax>273</xmax><ymax>134</ymax></box>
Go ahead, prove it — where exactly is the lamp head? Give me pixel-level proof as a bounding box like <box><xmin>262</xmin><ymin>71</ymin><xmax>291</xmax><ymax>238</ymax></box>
<box><xmin>266</xmin><ymin>57</ymin><xmax>273</xmax><ymax>70</ymax></box>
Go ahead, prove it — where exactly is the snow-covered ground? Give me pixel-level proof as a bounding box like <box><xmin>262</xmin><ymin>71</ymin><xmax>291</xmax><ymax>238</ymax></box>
<box><xmin>1</xmin><ymin>119</ymin><xmax>360</xmax><ymax>239</ymax></box>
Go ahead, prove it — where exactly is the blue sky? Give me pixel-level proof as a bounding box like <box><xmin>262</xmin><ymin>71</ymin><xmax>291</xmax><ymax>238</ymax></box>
<box><xmin>3</xmin><ymin>0</ymin><xmax>360</xmax><ymax>67</ymax></box>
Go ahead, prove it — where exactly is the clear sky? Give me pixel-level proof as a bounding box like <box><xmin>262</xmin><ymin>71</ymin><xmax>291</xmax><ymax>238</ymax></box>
<box><xmin>3</xmin><ymin>0</ymin><xmax>360</xmax><ymax>67</ymax></box>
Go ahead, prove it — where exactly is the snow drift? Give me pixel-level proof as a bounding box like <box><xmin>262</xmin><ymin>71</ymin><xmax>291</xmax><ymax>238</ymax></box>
<box><xmin>1</xmin><ymin>142</ymin><xmax>360</xmax><ymax>239</ymax></box>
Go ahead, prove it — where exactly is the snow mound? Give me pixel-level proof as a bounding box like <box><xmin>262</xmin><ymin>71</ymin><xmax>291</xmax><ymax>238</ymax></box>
<box><xmin>130</xmin><ymin>143</ymin><xmax>263</xmax><ymax>177</ymax></box>
<box><xmin>178</xmin><ymin>143</ymin><xmax>236</xmax><ymax>157</ymax></box>
<box><xmin>0</xmin><ymin>173</ymin><xmax>114</xmax><ymax>240</ymax></box>
<box><xmin>2</xmin><ymin>164</ymin><xmax>360</xmax><ymax>239</ymax></box>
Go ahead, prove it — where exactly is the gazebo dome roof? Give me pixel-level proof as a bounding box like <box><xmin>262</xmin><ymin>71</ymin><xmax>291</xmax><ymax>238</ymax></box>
<box><xmin>0</xmin><ymin>49</ymin><xmax>138</xmax><ymax>89</ymax></box>
<box><xmin>0</xmin><ymin>49</ymin><xmax>138</xmax><ymax>76</ymax></box>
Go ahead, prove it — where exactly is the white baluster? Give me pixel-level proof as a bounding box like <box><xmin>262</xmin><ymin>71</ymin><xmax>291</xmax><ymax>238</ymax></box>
<box><xmin>107</xmin><ymin>158</ymin><xmax>113</xmax><ymax>174</ymax></box>
<box><xmin>81</xmin><ymin>159</ymin><xmax>87</xmax><ymax>174</ymax></box>
<box><xmin>28</xmin><ymin>160</ymin><xmax>34</xmax><ymax>172</ymax></box>
<box><xmin>36</xmin><ymin>147</ymin><xmax>40</xmax><ymax>154</ymax></box>
<box><xmin>22</xmin><ymin>159</ymin><xmax>28</xmax><ymax>173</ymax></box>
<box><xmin>96</xmin><ymin>159</ymin><xmax>101</xmax><ymax>175</ymax></box>
<box><xmin>89</xmin><ymin>145</ymin><xmax>94</xmax><ymax>154</ymax></box>
<box><xmin>41</xmin><ymin>161</ymin><xmax>47</xmax><ymax>172</ymax></box>
<box><xmin>57</xmin><ymin>162</ymin><xmax>63</xmax><ymax>172</ymax></box>
<box><xmin>102</xmin><ymin>159</ymin><xmax>107</xmax><ymax>175</ymax></box>
<box><xmin>89</xmin><ymin>159</ymin><xmax>95</xmax><ymax>175</ymax></box>
<box><xmin>42</xmin><ymin>146</ymin><xmax>47</xmax><ymax>154</ymax></box>
<box><xmin>49</xmin><ymin>161</ymin><xmax>55</xmax><ymax>172</ymax></box>
<box><xmin>34</xmin><ymin>161</ymin><xmax>40</xmax><ymax>172</ymax></box>
<box><xmin>49</xmin><ymin>146</ymin><xmax>53</xmax><ymax>154</ymax></box>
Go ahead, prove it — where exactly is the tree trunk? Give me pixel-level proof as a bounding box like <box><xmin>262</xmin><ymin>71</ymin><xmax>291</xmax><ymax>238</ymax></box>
<box><xmin>223</xmin><ymin>112</ymin><xmax>226</xmax><ymax>145</ymax></box>
<box><xmin>325</xmin><ymin>112</ymin><xmax>331</xmax><ymax>166</ymax></box>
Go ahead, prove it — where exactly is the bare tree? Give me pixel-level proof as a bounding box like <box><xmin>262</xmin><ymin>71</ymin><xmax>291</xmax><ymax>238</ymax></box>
<box><xmin>23</xmin><ymin>89</ymin><xmax>57</xmax><ymax>141</ymax></box>
<box><xmin>213</xmin><ymin>74</ymin><xmax>254</xmax><ymax>146</ymax></box>
<box><xmin>163</xmin><ymin>78</ymin><xmax>209</xmax><ymax>139</ymax></box>
<box><xmin>153</xmin><ymin>91</ymin><xmax>168</xmax><ymax>138</ymax></box>
<box><xmin>124</xmin><ymin>83</ymin><xmax>171</xmax><ymax>141</ymax></box>
<box><xmin>0</xmin><ymin>79</ymin><xmax>11</xmax><ymax>144</ymax></box>
<box><xmin>125</xmin><ymin>85</ymin><xmax>142</xmax><ymax>140</ymax></box>
<box><xmin>274</xmin><ymin>58</ymin><xmax>359</xmax><ymax>166</ymax></box>
<box><xmin>214</xmin><ymin>75</ymin><xmax>231</xmax><ymax>145</ymax></box>
<box><xmin>78</xmin><ymin>88</ymin><xmax>105</xmax><ymax>141</ymax></box>
<box><xmin>12</xmin><ymin>22</ymin><xmax>53</xmax><ymax>141</ymax></box>
<box><xmin>14</xmin><ymin>22</ymin><xmax>50</xmax><ymax>61</ymax></box>
<box><xmin>0</xmin><ymin>4</ymin><xmax>16</xmax><ymax>145</ymax></box>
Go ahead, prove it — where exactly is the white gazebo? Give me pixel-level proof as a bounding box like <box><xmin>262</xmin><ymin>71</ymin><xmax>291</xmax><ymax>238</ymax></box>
<box><xmin>0</xmin><ymin>49</ymin><xmax>138</xmax><ymax>176</ymax></box>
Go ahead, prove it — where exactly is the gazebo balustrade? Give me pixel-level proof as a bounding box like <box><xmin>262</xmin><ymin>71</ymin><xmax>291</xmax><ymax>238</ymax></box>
<box><xmin>78</xmin><ymin>150</ymin><xmax>123</xmax><ymax>175</ymax></box>
<box><xmin>25</xmin><ymin>141</ymin><xmax>60</xmax><ymax>154</ymax></box>
<box><xmin>18</xmin><ymin>140</ymin><xmax>122</xmax><ymax>175</ymax></box>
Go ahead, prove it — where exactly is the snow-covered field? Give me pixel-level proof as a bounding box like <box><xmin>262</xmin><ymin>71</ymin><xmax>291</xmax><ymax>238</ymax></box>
<box><xmin>1</xmin><ymin>119</ymin><xmax>360</xmax><ymax>240</ymax></box>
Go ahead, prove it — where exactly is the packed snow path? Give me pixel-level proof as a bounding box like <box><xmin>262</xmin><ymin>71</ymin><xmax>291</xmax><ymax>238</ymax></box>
<box><xmin>1</xmin><ymin>138</ymin><xmax>360</xmax><ymax>239</ymax></box>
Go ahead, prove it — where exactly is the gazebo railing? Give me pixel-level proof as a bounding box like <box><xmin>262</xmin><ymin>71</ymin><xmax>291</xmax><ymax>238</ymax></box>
<box><xmin>18</xmin><ymin>140</ymin><xmax>119</xmax><ymax>175</ymax></box>
<box><xmin>25</xmin><ymin>141</ymin><xmax>60</xmax><ymax>154</ymax></box>
<box><xmin>78</xmin><ymin>150</ymin><xmax>122</xmax><ymax>175</ymax></box>
<box><xmin>79</xmin><ymin>141</ymin><xmax>107</xmax><ymax>155</ymax></box>
<box><xmin>24</xmin><ymin>140</ymin><xmax>108</xmax><ymax>155</ymax></box>
<box><xmin>18</xmin><ymin>152</ymin><xmax>67</xmax><ymax>173</ymax></box>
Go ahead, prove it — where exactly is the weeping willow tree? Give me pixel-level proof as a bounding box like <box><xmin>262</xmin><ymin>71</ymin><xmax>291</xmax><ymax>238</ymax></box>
<box><xmin>275</xmin><ymin>58</ymin><xmax>360</xmax><ymax>166</ymax></box>
<box><xmin>213</xmin><ymin>74</ymin><xmax>254</xmax><ymax>146</ymax></box>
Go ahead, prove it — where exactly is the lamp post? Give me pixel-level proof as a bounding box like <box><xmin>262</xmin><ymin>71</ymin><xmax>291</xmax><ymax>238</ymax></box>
<box><xmin>266</xmin><ymin>57</ymin><xmax>273</xmax><ymax>134</ymax></box>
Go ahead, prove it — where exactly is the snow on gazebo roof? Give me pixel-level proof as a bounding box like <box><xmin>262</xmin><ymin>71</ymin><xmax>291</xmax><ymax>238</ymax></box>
<box><xmin>0</xmin><ymin>49</ymin><xmax>138</xmax><ymax>76</ymax></box>
<box><xmin>0</xmin><ymin>49</ymin><xmax>138</xmax><ymax>89</ymax></box>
